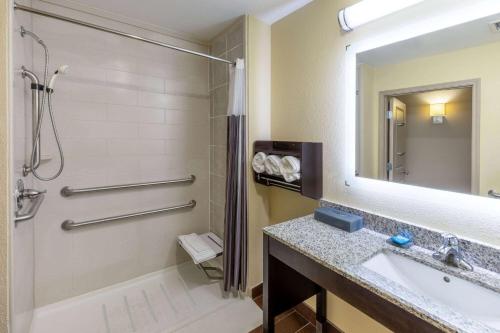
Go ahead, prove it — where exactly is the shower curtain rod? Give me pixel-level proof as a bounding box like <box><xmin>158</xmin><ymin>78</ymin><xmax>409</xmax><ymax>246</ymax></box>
<box><xmin>13</xmin><ymin>3</ymin><xmax>234</xmax><ymax>65</ymax></box>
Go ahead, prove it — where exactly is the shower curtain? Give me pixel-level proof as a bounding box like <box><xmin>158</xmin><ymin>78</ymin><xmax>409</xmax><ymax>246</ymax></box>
<box><xmin>223</xmin><ymin>58</ymin><xmax>247</xmax><ymax>293</ymax></box>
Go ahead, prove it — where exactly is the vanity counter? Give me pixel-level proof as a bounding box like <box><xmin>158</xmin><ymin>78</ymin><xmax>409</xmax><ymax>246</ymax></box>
<box><xmin>263</xmin><ymin>215</ymin><xmax>500</xmax><ymax>333</ymax></box>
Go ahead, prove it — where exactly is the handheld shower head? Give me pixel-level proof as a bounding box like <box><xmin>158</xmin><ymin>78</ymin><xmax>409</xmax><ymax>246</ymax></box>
<box><xmin>21</xmin><ymin>26</ymin><xmax>66</xmax><ymax>181</ymax></box>
<box><xmin>55</xmin><ymin>65</ymin><xmax>70</xmax><ymax>74</ymax></box>
<box><xmin>48</xmin><ymin>65</ymin><xmax>69</xmax><ymax>90</ymax></box>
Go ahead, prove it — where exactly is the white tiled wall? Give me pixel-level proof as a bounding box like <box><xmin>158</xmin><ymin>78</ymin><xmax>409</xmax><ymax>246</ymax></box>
<box><xmin>13</xmin><ymin>1</ymin><xmax>210</xmax><ymax>307</ymax></box>
<box><xmin>209</xmin><ymin>17</ymin><xmax>246</xmax><ymax>238</ymax></box>
<box><xmin>11</xmin><ymin>1</ymin><xmax>35</xmax><ymax>332</ymax></box>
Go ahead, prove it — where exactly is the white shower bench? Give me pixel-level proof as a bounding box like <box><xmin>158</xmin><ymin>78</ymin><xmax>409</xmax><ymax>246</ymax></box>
<box><xmin>178</xmin><ymin>232</ymin><xmax>223</xmax><ymax>280</ymax></box>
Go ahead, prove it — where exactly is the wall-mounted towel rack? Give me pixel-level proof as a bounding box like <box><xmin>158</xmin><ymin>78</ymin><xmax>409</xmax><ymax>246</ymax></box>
<box><xmin>61</xmin><ymin>175</ymin><xmax>195</xmax><ymax>197</ymax></box>
<box><xmin>256</xmin><ymin>174</ymin><xmax>301</xmax><ymax>193</ymax></box>
<box><xmin>253</xmin><ymin>141</ymin><xmax>322</xmax><ymax>199</ymax></box>
<box><xmin>61</xmin><ymin>200</ymin><xmax>196</xmax><ymax>230</ymax></box>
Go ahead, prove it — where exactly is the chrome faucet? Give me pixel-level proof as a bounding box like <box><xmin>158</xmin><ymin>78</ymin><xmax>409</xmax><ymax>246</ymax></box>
<box><xmin>432</xmin><ymin>233</ymin><xmax>473</xmax><ymax>271</ymax></box>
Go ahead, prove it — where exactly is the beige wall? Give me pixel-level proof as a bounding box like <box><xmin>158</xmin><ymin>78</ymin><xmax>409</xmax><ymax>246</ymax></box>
<box><xmin>404</xmin><ymin>100</ymin><xmax>472</xmax><ymax>193</ymax></box>
<box><xmin>357</xmin><ymin>64</ymin><xmax>377</xmax><ymax>178</ymax></box>
<box><xmin>246</xmin><ymin>16</ymin><xmax>272</xmax><ymax>290</ymax></box>
<box><xmin>0</xmin><ymin>0</ymin><xmax>10</xmax><ymax>331</ymax></box>
<box><xmin>245</xmin><ymin>16</ymin><xmax>317</xmax><ymax>291</ymax></box>
<box><xmin>270</xmin><ymin>0</ymin><xmax>500</xmax><ymax>331</ymax></box>
<box><xmin>271</xmin><ymin>2</ymin><xmax>392</xmax><ymax>331</ymax></box>
<box><xmin>359</xmin><ymin>40</ymin><xmax>500</xmax><ymax>195</ymax></box>
<box><xmin>269</xmin><ymin>188</ymin><xmax>317</xmax><ymax>224</ymax></box>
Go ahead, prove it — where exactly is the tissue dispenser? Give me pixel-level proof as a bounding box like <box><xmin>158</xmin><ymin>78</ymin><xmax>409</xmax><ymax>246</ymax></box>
<box><xmin>314</xmin><ymin>207</ymin><xmax>364</xmax><ymax>232</ymax></box>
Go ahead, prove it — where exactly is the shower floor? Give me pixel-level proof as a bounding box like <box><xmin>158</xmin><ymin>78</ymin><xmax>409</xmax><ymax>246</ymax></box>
<box><xmin>29</xmin><ymin>262</ymin><xmax>262</xmax><ymax>333</ymax></box>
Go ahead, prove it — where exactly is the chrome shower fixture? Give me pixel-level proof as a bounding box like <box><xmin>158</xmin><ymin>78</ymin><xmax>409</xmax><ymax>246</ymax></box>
<box><xmin>20</xmin><ymin>26</ymin><xmax>66</xmax><ymax>181</ymax></box>
<box><xmin>20</xmin><ymin>25</ymin><xmax>45</xmax><ymax>46</ymax></box>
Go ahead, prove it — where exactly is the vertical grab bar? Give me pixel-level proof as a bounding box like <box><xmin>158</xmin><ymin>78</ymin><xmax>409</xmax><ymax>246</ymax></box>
<box><xmin>21</xmin><ymin>67</ymin><xmax>41</xmax><ymax>176</ymax></box>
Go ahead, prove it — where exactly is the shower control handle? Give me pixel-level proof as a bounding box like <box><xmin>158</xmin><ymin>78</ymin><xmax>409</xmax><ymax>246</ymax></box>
<box><xmin>14</xmin><ymin>179</ymin><xmax>46</xmax><ymax>210</ymax></box>
<box><xmin>22</xmin><ymin>188</ymin><xmax>47</xmax><ymax>199</ymax></box>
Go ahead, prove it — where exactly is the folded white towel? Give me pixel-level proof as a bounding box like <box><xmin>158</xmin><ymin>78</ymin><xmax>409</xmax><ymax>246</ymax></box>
<box><xmin>283</xmin><ymin>172</ymin><xmax>301</xmax><ymax>183</ymax></box>
<box><xmin>252</xmin><ymin>152</ymin><xmax>267</xmax><ymax>174</ymax></box>
<box><xmin>280</xmin><ymin>156</ymin><xmax>301</xmax><ymax>182</ymax></box>
<box><xmin>178</xmin><ymin>233</ymin><xmax>216</xmax><ymax>264</ymax></box>
<box><xmin>280</xmin><ymin>156</ymin><xmax>301</xmax><ymax>174</ymax></box>
<box><xmin>264</xmin><ymin>155</ymin><xmax>282</xmax><ymax>175</ymax></box>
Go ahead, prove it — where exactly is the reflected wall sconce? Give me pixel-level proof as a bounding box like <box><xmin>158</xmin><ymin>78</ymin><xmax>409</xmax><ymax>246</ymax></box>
<box><xmin>430</xmin><ymin>103</ymin><xmax>446</xmax><ymax>124</ymax></box>
<box><xmin>338</xmin><ymin>0</ymin><xmax>425</xmax><ymax>32</ymax></box>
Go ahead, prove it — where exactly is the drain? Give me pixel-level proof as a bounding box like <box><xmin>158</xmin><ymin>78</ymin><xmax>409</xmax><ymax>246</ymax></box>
<box><xmin>443</xmin><ymin>276</ymin><xmax>451</xmax><ymax>283</ymax></box>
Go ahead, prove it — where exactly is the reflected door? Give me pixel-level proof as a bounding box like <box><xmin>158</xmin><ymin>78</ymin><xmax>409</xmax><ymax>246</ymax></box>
<box><xmin>388</xmin><ymin>97</ymin><xmax>408</xmax><ymax>183</ymax></box>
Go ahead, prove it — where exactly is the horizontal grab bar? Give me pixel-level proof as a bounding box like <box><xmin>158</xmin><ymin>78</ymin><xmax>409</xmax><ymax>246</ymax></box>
<box><xmin>15</xmin><ymin>194</ymin><xmax>45</xmax><ymax>223</ymax></box>
<box><xmin>61</xmin><ymin>200</ymin><xmax>196</xmax><ymax>230</ymax></box>
<box><xmin>61</xmin><ymin>175</ymin><xmax>196</xmax><ymax>197</ymax></box>
<box><xmin>488</xmin><ymin>190</ymin><xmax>500</xmax><ymax>199</ymax></box>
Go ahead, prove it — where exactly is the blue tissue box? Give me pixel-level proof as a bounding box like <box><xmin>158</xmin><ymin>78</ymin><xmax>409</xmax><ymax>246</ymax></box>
<box><xmin>314</xmin><ymin>207</ymin><xmax>363</xmax><ymax>232</ymax></box>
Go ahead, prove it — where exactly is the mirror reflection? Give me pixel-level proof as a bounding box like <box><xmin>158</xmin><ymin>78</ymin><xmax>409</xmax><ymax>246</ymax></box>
<box><xmin>356</xmin><ymin>13</ymin><xmax>500</xmax><ymax>197</ymax></box>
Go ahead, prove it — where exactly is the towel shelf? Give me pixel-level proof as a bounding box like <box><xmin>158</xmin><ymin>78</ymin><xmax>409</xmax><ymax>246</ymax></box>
<box><xmin>253</xmin><ymin>141</ymin><xmax>322</xmax><ymax>199</ymax></box>
<box><xmin>61</xmin><ymin>175</ymin><xmax>195</xmax><ymax>197</ymax></box>
<box><xmin>61</xmin><ymin>200</ymin><xmax>196</xmax><ymax>230</ymax></box>
<box><xmin>256</xmin><ymin>174</ymin><xmax>301</xmax><ymax>192</ymax></box>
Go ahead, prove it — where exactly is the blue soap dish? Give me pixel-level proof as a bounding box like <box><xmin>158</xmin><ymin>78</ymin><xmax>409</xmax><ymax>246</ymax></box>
<box><xmin>387</xmin><ymin>230</ymin><xmax>413</xmax><ymax>249</ymax></box>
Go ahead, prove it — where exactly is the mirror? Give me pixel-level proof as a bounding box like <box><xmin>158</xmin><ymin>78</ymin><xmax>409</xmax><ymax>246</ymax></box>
<box><xmin>356</xmin><ymin>12</ymin><xmax>500</xmax><ymax>198</ymax></box>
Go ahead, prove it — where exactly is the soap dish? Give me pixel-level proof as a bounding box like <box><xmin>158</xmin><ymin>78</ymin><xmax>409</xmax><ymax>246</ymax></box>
<box><xmin>386</xmin><ymin>238</ymin><xmax>413</xmax><ymax>249</ymax></box>
<box><xmin>387</xmin><ymin>230</ymin><xmax>413</xmax><ymax>249</ymax></box>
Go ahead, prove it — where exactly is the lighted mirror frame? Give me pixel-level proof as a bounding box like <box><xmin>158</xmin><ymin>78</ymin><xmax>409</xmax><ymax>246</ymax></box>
<box><xmin>345</xmin><ymin>0</ymin><xmax>500</xmax><ymax>201</ymax></box>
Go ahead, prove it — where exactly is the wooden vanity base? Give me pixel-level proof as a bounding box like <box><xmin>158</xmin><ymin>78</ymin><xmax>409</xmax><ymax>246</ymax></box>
<box><xmin>263</xmin><ymin>234</ymin><xmax>444</xmax><ymax>333</ymax></box>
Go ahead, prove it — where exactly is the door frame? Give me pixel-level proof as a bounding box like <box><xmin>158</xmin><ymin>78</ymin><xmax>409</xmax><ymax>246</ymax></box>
<box><xmin>377</xmin><ymin>79</ymin><xmax>481</xmax><ymax>195</ymax></box>
<box><xmin>1</xmin><ymin>0</ymin><xmax>11</xmax><ymax>330</ymax></box>
<box><xmin>387</xmin><ymin>97</ymin><xmax>407</xmax><ymax>182</ymax></box>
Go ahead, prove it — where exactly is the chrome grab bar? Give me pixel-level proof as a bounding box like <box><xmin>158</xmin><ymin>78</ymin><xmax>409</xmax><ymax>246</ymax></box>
<box><xmin>21</xmin><ymin>68</ymin><xmax>41</xmax><ymax>176</ymax></box>
<box><xmin>488</xmin><ymin>190</ymin><xmax>500</xmax><ymax>199</ymax></box>
<box><xmin>61</xmin><ymin>175</ymin><xmax>195</xmax><ymax>197</ymax></box>
<box><xmin>61</xmin><ymin>200</ymin><xmax>196</xmax><ymax>230</ymax></box>
<box><xmin>15</xmin><ymin>194</ymin><xmax>45</xmax><ymax>223</ymax></box>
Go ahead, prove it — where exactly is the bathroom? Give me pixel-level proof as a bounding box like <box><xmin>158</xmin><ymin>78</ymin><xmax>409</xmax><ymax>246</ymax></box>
<box><xmin>1</xmin><ymin>0</ymin><xmax>500</xmax><ymax>332</ymax></box>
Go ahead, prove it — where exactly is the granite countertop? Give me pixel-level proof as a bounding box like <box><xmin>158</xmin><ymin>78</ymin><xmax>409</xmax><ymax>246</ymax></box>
<box><xmin>263</xmin><ymin>215</ymin><xmax>500</xmax><ymax>333</ymax></box>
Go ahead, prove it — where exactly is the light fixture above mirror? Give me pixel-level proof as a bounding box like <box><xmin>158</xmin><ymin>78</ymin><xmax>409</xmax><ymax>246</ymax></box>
<box><xmin>338</xmin><ymin>0</ymin><xmax>425</xmax><ymax>32</ymax></box>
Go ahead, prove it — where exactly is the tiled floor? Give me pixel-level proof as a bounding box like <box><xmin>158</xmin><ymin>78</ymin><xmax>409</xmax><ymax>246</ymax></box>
<box><xmin>249</xmin><ymin>296</ymin><xmax>316</xmax><ymax>333</ymax></box>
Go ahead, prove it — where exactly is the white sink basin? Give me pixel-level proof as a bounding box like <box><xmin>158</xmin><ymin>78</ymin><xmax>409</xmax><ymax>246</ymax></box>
<box><xmin>362</xmin><ymin>251</ymin><xmax>500</xmax><ymax>330</ymax></box>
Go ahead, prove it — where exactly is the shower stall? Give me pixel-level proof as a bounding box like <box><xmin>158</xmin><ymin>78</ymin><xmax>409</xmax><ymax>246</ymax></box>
<box><xmin>10</xmin><ymin>1</ymin><xmax>258</xmax><ymax>332</ymax></box>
